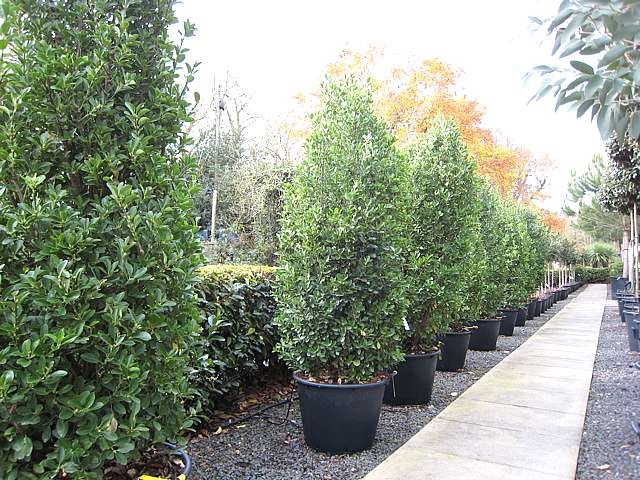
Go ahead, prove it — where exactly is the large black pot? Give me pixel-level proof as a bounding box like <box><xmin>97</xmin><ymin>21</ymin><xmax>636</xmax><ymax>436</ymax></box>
<box><xmin>515</xmin><ymin>307</ymin><xmax>527</xmax><ymax>327</ymax></box>
<box><xmin>498</xmin><ymin>309</ymin><xmax>518</xmax><ymax>336</ymax></box>
<box><xmin>624</xmin><ymin>311</ymin><xmax>640</xmax><ymax>352</ymax></box>
<box><xmin>295</xmin><ymin>372</ymin><xmax>386</xmax><ymax>453</ymax></box>
<box><xmin>384</xmin><ymin>352</ymin><xmax>439</xmax><ymax>405</ymax></box>
<box><xmin>612</xmin><ymin>277</ymin><xmax>630</xmax><ymax>299</ymax></box>
<box><xmin>618</xmin><ymin>296</ymin><xmax>638</xmax><ymax>321</ymax></box>
<box><xmin>535</xmin><ymin>299</ymin><xmax>543</xmax><ymax>317</ymax></box>
<box><xmin>436</xmin><ymin>331</ymin><xmax>471</xmax><ymax>372</ymax></box>
<box><xmin>469</xmin><ymin>319</ymin><xmax>501</xmax><ymax>351</ymax></box>
<box><xmin>527</xmin><ymin>301</ymin><xmax>536</xmax><ymax>320</ymax></box>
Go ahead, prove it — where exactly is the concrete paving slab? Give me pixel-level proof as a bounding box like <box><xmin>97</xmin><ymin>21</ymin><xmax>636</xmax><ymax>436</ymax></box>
<box><xmin>437</xmin><ymin>397</ymin><xmax>584</xmax><ymax>440</ymax></box>
<box><xmin>362</xmin><ymin>284</ymin><xmax>606</xmax><ymax>480</ymax></box>
<box><xmin>364</xmin><ymin>449</ymin><xmax>570</xmax><ymax>480</ymax></box>
<box><xmin>484</xmin><ymin>361</ymin><xmax>594</xmax><ymax>381</ymax></box>
<box><xmin>404</xmin><ymin>418</ymin><xmax>579</xmax><ymax>477</ymax></box>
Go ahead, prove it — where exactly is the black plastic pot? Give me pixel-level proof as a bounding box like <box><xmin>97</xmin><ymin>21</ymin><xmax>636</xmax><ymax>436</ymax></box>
<box><xmin>515</xmin><ymin>307</ymin><xmax>527</xmax><ymax>327</ymax></box>
<box><xmin>295</xmin><ymin>372</ymin><xmax>386</xmax><ymax>453</ymax></box>
<box><xmin>527</xmin><ymin>301</ymin><xmax>536</xmax><ymax>320</ymax></box>
<box><xmin>618</xmin><ymin>296</ymin><xmax>638</xmax><ymax>321</ymax></box>
<box><xmin>384</xmin><ymin>352</ymin><xmax>439</xmax><ymax>405</ymax></box>
<box><xmin>624</xmin><ymin>311</ymin><xmax>640</xmax><ymax>352</ymax></box>
<box><xmin>612</xmin><ymin>276</ymin><xmax>629</xmax><ymax>299</ymax></box>
<box><xmin>469</xmin><ymin>319</ymin><xmax>501</xmax><ymax>351</ymax></box>
<box><xmin>535</xmin><ymin>299</ymin><xmax>543</xmax><ymax>317</ymax></box>
<box><xmin>436</xmin><ymin>331</ymin><xmax>471</xmax><ymax>372</ymax></box>
<box><xmin>498</xmin><ymin>309</ymin><xmax>518</xmax><ymax>336</ymax></box>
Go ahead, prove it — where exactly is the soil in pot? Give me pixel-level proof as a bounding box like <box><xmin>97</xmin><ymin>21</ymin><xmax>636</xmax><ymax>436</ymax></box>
<box><xmin>498</xmin><ymin>309</ymin><xmax>518</xmax><ymax>336</ymax></box>
<box><xmin>468</xmin><ymin>319</ymin><xmax>501</xmax><ymax>351</ymax></box>
<box><xmin>383</xmin><ymin>351</ymin><xmax>439</xmax><ymax>405</ymax></box>
<box><xmin>295</xmin><ymin>372</ymin><xmax>387</xmax><ymax>453</ymax></box>
<box><xmin>436</xmin><ymin>331</ymin><xmax>471</xmax><ymax>372</ymax></box>
<box><xmin>515</xmin><ymin>307</ymin><xmax>527</xmax><ymax>327</ymax></box>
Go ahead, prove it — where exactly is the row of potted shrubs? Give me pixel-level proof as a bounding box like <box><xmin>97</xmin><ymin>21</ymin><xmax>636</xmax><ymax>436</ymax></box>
<box><xmin>269</xmin><ymin>79</ymin><xmax>573</xmax><ymax>453</ymax></box>
<box><xmin>194</xmin><ymin>264</ymin><xmax>581</xmax><ymax>455</ymax></box>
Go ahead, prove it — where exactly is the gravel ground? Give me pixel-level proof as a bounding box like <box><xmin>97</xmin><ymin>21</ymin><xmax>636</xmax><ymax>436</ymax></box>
<box><xmin>576</xmin><ymin>303</ymin><xmax>640</xmax><ymax>479</ymax></box>
<box><xmin>188</xmin><ymin>295</ymin><xmax>575</xmax><ymax>480</ymax></box>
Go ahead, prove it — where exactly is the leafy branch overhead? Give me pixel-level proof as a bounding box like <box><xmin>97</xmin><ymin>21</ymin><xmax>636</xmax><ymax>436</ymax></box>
<box><xmin>530</xmin><ymin>0</ymin><xmax>640</xmax><ymax>140</ymax></box>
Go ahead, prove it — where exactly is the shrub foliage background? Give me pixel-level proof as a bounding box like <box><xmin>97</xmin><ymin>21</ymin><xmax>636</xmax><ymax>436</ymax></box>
<box><xmin>192</xmin><ymin>265</ymin><xmax>278</xmax><ymax>416</ymax></box>
<box><xmin>0</xmin><ymin>1</ymin><xmax>201</xmax><ymax>477</ymax></box>
<box><xmin>275</xmin><ymin>79</ymin><xmax>408</xmax><ymax>383</ymax></box>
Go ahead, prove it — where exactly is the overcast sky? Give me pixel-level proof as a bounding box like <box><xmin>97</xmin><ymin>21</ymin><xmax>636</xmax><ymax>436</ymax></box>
<box><xmin>175</xmin><ymin>0</ymin><xmax>605</xmax><ymax>211</ymax></box>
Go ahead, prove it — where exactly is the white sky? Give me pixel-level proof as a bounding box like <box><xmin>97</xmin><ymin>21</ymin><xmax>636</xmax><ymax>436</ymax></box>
<box><xmin>175</xmin><ymin>0</ymin><xmax>605</xmax><ymax>212</ymax></box>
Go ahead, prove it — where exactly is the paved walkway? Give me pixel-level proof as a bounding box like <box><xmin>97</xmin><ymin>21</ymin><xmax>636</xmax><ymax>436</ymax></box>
<box><xmin>364</xmin><ymin>284</ymin><xmax>607</xmax><ymax>480</ymax></box>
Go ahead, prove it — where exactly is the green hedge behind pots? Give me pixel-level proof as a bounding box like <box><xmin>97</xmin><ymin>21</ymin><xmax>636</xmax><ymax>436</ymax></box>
<box><xmin>575</xmin><ymin>266</ymin><xmax>610</xmax><ymax>283</ymax></box>
<box><xmin>191</xmin><ymin>265</ymin><xmax>279</xmax><ymax>416</ymax></box>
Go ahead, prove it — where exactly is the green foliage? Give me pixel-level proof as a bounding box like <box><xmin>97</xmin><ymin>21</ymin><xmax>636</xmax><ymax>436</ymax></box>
<box><xmin>191</xmin><ymin>265</ymin><xmax>278</xmax><ymax>416</ymax></box>
<box><xmin>598</xmin><ymin>138</ymin><xmax>640</xmax><ymax>214</ymax></box>
<box><xmin>476</xmin><ymin>181</ymin><xmax>511</xmax><ymax>317</ymax></box>
<box><xmin>404</xmin><ymin>118</ymin><xmax>482</xmax><ymax>347</ymax></box>
<box><xmin>275</xmin><ymin>79</ymin><xmax>408</xmax><ymax>383</ymax></box>
<box><xmin>530</xmin><ymin>0</ymin><xmax>640</xmax><ymax>141</ymax></box>
<box><xmin>547</xmin><ymin>232</ymin><xmax>580</xmax><ymax>265</ymax></box>
<box><xmin>575</xmin><ymin>265</ymin><xmax>610</xmax><ymax>283</ymax></box>
<box><xmin>520</xmin><ymin>207</ymin><xmax>550</xmax><ymax>297</ymax></box>
<box><xmin>499</xmin><ymin>202</ymin><xmax>534</xmax><ymax>307</ymax></box>
<box><xmin>609</xmin><ymin>259</ymin><xmax>624</xmax><ymax>276</ymax></box>
<box><xmin>583</xmin><ymin>241</ymin><xmax>618</xmax><ymax>267</ymax></box>
<box><xmin>563</xmin><ymin>154</ymin><xmax>625</xmax><ymax>243</ymax></box>
<box><xmin>0</xmin><ymin>1</ymin><xmax>201</xmax><ymax>477</ymax></box>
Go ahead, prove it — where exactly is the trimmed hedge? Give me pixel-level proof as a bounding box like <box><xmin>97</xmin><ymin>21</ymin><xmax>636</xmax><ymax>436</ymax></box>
<box><xmin>575</xmin><ymin>266</ymin><xmax>610</xmax><ymax>284</ymax></box>
<box><xmin>191</xmin><ymin>265</ymin><xmax>278</xmax><ymax>416</ymax></box>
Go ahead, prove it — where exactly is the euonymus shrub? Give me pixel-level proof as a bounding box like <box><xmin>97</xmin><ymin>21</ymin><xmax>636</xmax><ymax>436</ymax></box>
<box><xmin>476</xmin><ymin>181</ymin><xmax>512</xmax><ymax>317</ymax></box>
<box><xmin>404</xmin><ymin>118</ymin><xmax>481</xmax><ymax>349</ymax></box>
<box><xmin>275</xmin><ymin>79</ymin><xmax>408</xmax><ymax>384</ymax></box>
<box><xmin>0</xmin><ymin>1</ymin><xmax>201</xmax><ymax>477</ymax></box>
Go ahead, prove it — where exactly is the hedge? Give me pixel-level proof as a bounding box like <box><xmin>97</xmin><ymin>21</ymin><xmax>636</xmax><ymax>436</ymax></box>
<box><xmin>191</xmin><ymin>265</ymin><xmax>279</xmax><ymax>416</ymax></box>
<box><xmin>575</xmin><ymin>266</ymin><xmax>610</xmax><ymax>284</ymax></box>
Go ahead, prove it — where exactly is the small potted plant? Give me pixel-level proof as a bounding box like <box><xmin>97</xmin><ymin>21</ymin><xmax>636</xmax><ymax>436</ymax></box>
<box><xmin>275</xmin><ymin>79</ymin><xmax>409</xmax><ymax>454</ymax></box>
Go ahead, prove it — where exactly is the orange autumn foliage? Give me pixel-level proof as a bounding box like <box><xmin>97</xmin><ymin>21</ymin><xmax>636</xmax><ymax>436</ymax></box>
<box><xmin>317</xmin><ymin>49</ymin><xmax>552</xmax><ymax>203</ymax></box>
<box><xmin>541</xmin><ymin>211</ymin><xmax>568</xmax><ymax>233</ymax></box>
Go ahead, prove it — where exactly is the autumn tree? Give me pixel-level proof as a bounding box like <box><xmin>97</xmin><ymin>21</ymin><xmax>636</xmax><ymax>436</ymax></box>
<box><xmin>317</xmin><ymin>49</ymin><xmax>552</xmax><ymax>201</ymax></box>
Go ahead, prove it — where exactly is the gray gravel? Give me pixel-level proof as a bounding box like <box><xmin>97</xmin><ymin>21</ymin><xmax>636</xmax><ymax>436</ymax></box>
<box><xmin>188</xmin><ymin>296</ymin><xmax>575</xmax><ymax>480</ymax></box>
<box><xmin>576</xmin><ymin>304</ymin><xmax>640</xmax><ymax>479</ymax></box>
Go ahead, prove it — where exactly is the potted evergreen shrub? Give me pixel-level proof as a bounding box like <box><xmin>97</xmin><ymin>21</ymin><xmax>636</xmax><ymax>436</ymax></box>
<box><xmin>392</xmin><ymin>118</ymin><xmax>481</xmax><ymax>378</ymax></box>
<box><xmin>384</xmin><ymin>118</ymin><xmax>478</xmax><ymax>396</ymax></box>
<box><xmin>521</xmin><ymin>208</ymin><xmax>550</xmax><ymax>320</ymax></box>
<box><xmin>469</xmin><ymin>182</ymin><xmax>509</xmax><ymax>351</ymax></box>
<box><xmin>275</xmin><ymin>79</ymin><xmax>409</xmax><ymax>454</ymax></box>
<box><xmin>496</xmin><ymin>203</ymin><xmax>531</xmax><ymax>336</ymax></box>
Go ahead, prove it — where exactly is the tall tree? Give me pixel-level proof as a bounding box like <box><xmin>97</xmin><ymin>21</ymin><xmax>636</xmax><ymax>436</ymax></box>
<box><xmin>563</xmin><ymin>154</ymin><xmax>626</xmax><ymax>243</ymax></box>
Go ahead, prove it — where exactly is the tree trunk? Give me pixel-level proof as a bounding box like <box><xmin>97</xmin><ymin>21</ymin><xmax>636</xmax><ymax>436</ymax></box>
<box><xmin>622</xmin><ymin>228</ymin><xmax>630</xmax><ymax>278</ymax></box>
